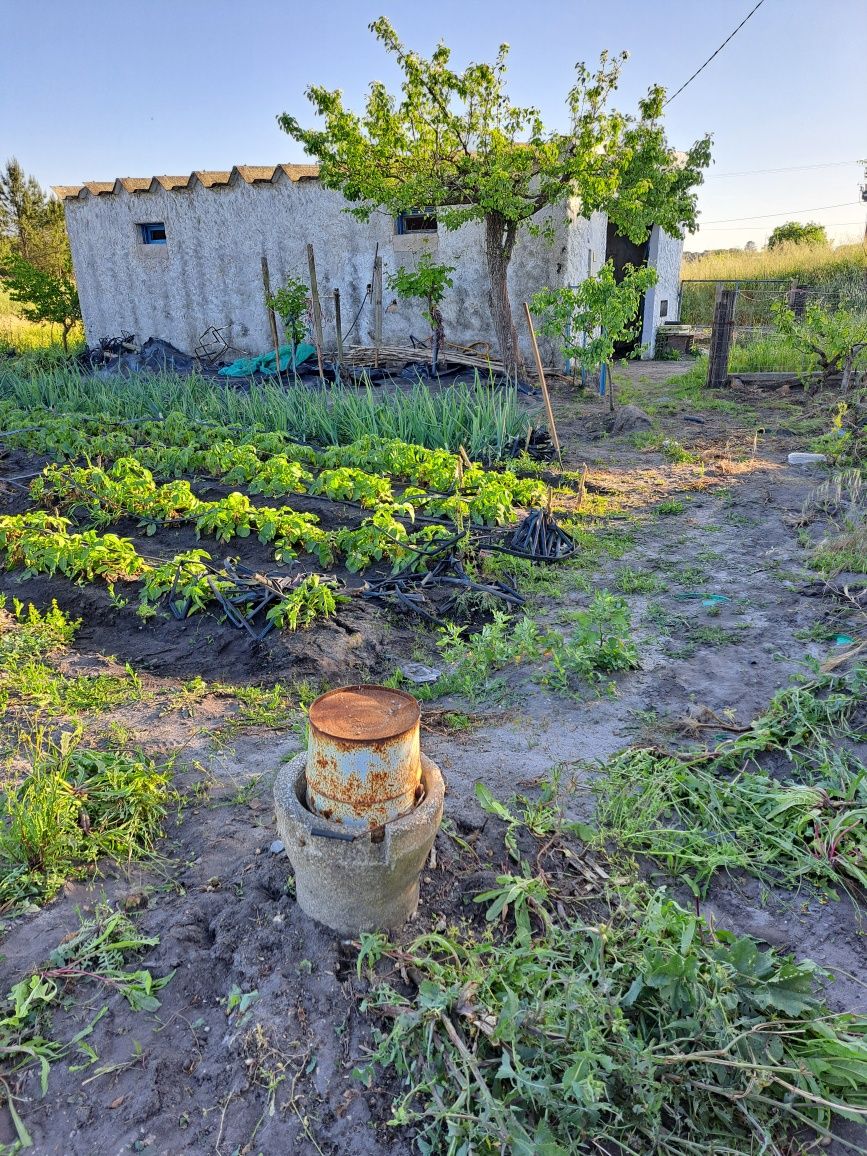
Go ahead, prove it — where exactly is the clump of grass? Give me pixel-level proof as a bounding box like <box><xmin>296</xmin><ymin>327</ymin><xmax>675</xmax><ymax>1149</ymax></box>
<box><xmin>631</xmin><ymin>431</ymin><xmax>702</xmax><ymax>465</ymax></box>
<box><xmin>804</xmin><ymin>469</ymin><xmax>866</xmax><ymax>576</ymax></box>
<box><xmin>0</xmin><ymin>598</ymin><xmax>144</xmax><ymax>719</ymax></box>
<box><xmin>657</xmin><ymin>497</ymin><xmax>685</xmax><ymax>515</ymax></box>
<box><xmin>614</xmin><ymin>567</ymin><xmax>664</xmax><ymax>594</ymax></box>
<box><xmin>0</xmin><ymin>729</ymin><xmax>172</xmax><ymax>905</ymax></box>
<box><xmin>416</xmin><ymin>592</ymin><xmax>639</xmax><ymax>703</ymax></box>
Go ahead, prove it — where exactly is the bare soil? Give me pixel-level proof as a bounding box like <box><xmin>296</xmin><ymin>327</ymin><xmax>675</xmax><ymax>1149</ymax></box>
<box><xmin>0</xmin><ymin>361</ymin><xmax>864</xmax><ymax>1155</ymax></box>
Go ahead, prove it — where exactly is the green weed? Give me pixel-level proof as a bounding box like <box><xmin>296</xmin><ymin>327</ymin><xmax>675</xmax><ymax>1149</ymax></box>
<box><xmin>0</xmin><ymin>729</ymin><xmax>172</xmax><ymax>905</ymax></box>
<box><xmin>356</xmin><ymin>767</ymin><xmax>867</xmax><ymax>1155</ymax></box>
<box><xmin>0</xmin><ymin>905</ymin><xmax>171</xmax><ymax>1149</ymax></box>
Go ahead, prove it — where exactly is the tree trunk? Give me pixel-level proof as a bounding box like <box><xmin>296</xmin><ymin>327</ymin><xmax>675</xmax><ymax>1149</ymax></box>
<box><xmin>485</xmin><ymin>213</ymin><xmax>524</xmax><ymax>380</ymax></box>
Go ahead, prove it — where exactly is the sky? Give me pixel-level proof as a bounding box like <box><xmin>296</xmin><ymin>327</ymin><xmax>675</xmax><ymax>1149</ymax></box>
<box><xmin>2</xmin><ymin>0</ymin><xmax>865</xmax><ymax>250</ymax></box>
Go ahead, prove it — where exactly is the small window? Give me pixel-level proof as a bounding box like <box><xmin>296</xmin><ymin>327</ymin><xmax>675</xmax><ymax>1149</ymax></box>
<box><xmin>396</xmin><ymin>209</ymin><xmax>437</xmax><ymax>235</ymax></box>
<box><xmin>140</xmin><ymin>222</ymin><xmax>167</xmax><ymax>245</ymax></box>
<box><xmin>659</xmin><ymin>299</ymin><xmax>669</xmax><ymax>318</ymax></box>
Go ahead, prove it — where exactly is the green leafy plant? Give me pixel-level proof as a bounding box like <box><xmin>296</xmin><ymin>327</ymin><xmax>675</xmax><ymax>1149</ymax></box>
<box><xmin>357</xmin><ymin>783</ymin><xmax>867</xmax><ymax>1154</ymax></box>
<box><xmin>265</xmin><ymin>274</ymin><xmax>309</xmax><ymax>347</ymax></box>
<box><xmin>594</xmin><ymin>666</ymin><xmax>867</xmax><ymax>896</ymax></box>
<box><xmin>768</xmin><ymin>220</ymin><xmax>828</xmax><ymax>249</ymax></box>
<box><xmin>0</xmin><ymin>729</ymin><xmax>172</xmax><ymax>904</ymax></box>
<box><xmin>2</xmin><ymin>252</ymin><xmax>81</xmax><ymax>354</ymax></box>
<box><xmin>0</xmin><ymin>906</ymin><xmax>172</xmax><ymax>1148</ymax></box>
<box><xmin>531</xmin><ymin>260</ymin><xmax>658</xmax><ymax>388</ymax></box>
<box><xmin>772</xmin><ymin>300</ymin><xmax>867</xmax><ymax>390</ymax></box>
<box><xmin>387</xmin><ymin>254</ymin><xmax>455</xmax><ymax>348</ymax></box>
<box><xmin>265</xmin><ymin>575</ymin><xmax>345</xmax><ymax>630</ymax></box>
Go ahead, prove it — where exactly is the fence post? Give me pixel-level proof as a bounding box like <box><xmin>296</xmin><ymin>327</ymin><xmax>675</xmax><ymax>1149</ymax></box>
<box><xmin>787</xmin><ymin>285</ymin><xmax>807</xmax><ymax>319</ymax></box>
<box><xmin>706</xmin><ymin>287</ymin><xmax>738</xmax><ymax>389</ymax></box>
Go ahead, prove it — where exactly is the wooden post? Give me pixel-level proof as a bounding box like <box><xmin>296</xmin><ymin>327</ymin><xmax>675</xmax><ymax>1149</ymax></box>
<box><xmin>306</xmin><ymin>243</ymin><xmax>326</xmax><ymax>384</ymax></box>
<box><xmin>706</xmin><ymin>287</ymin><xmax>738</xmax><ymax>389</ymax></box>
<box><xmin>261</xmin><ymin>255</ymin><xmax>281</xmax><ymax>379</ymax></box>
<box><xmin>373</xmin><ymin>254</ymin><xmax>383</xmax><ymax>368</ymax></box>
<box><xmin>333</xmin><ymin>288</ymin><xmax>344</xmax><ymax>375</ymax></box>
<box><xmin>523</xmin><ymin>302</ymin><xmax>561</xmax><ymax>461</ymax></box>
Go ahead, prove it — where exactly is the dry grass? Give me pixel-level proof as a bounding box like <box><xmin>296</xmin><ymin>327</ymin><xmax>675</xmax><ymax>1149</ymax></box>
<box><xmin>682</xmin><ymin>241</ymin><xmax>866</xmax><ymax>285</ymax></box>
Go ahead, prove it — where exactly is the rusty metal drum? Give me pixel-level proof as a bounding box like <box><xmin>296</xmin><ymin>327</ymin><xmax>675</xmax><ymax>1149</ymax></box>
<box><xmin>305</xmin><ymin>685</ymin><xmax>422</xmax><ymax>829</ymax></box>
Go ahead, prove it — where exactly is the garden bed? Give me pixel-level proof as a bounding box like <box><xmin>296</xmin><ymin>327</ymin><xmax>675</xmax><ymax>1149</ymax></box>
<box><xmin>0</xmin><ymin>359</ymin><xmax>865</xmax><ymax>1155</ymax></box>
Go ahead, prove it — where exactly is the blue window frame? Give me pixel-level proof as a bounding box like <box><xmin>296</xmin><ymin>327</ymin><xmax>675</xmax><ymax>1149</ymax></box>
<box><xmin>140</xmin><ymin>222</ymin><xmax>167</xmax><ymax>245</ymax></box>
<box><xmin>395</xmin><ymin>209</ymin><xmax>437</xmax><ymax>235</ymax></box>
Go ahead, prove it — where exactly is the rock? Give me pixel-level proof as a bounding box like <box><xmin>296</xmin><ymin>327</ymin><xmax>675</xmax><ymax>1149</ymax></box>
<box><xmin>398</xmin><ymin>661</ymin><xmax>441</xmax><ymax>684</ymax></box>
<box><xmin>787</xmin><ymin>452</ymin><xmax>827</xmax><ymax>466</ymax></box>
<box><xmin>606</xmin><ymin>405</ymin><xmax>652</xmax><ymax>434</ymax></box>
<box><xmin>269</xmin><ymin>839</ymin><xmax>285</xmax><ymax>855</ymax></box>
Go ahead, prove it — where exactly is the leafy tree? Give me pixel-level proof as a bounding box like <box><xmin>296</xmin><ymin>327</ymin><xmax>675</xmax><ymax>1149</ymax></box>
<box><xmin>531</xmin><ymin>260</ymin><xmax>657</xmax><ymax>406</ymax></box>
<box><xmin>768</xmin><ymin>221</ymin><xmax>828</xmax><ymax>250</ymax></box>
<box><xmin>278</xmin><ymin>18</ymin><xmax>710</xmax><ymax>374</ymax></box>
<box><xmin>4</xmin><ymin>253</ymin><xmax>81</xmax><ymax>352</ymax></box>
<box><xmin>387</xmin><ymin>253</ymin><xmax>455</xmax><ymax>349</ymax></box>
<box><xmin>772</xmin><ymin>300</ymin><xmax>867</xmax><ymax>390</ymax></box>
<box><xmin>0</xmin><ymin>158</ymin><xmax>71</xmax><ymax>275</ymax></box>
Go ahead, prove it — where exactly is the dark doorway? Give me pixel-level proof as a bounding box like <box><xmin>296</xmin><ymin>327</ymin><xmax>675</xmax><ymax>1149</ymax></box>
<box><xmin>605</xmin><ymin>223</ymin><xmax>650</xmax><ymax>356</ymax></box>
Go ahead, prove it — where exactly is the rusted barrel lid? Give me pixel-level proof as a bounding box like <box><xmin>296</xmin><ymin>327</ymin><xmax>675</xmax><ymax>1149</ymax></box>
<box><xmin>306</xmin><ymin>685</ymin><xmax>422</xmax><ymax>830</ymax></box>
<box><xmin>308</xmin><ymin>685</ymin><xmax>420</xmax><ymax>743</ymax></box>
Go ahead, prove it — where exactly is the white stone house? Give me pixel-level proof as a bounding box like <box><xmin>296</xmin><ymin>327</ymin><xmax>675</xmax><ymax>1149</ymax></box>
<box><xmin>55</xmin><ymin>164</ymin><xmax>682</xmax><ymax>365</ymax></box>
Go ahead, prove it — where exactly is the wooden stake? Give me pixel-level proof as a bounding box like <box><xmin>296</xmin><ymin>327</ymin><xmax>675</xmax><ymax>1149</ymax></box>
<box><xmin>523</xmin><ymin>302</ymin><xmax>561</xmax><ymax>462</ymax></box>
<box><xmin>576</xmin><ymin>463</ymin><xmax>587</xmax><ymax>510</ymax></box>
<box><xmin>373</xmin><ymin>254</ymin><xmax>383</xmax><ymax>368</ymax></box>
<box><xmin>333</xmin><ymin>288</ymin><xmax>344</xmax><ymax>374</ymax></box>
<box><xmin>306</xmin><ymin>243</ymin><xmax>326</xmax><ymax>384</ymax></box>
<box><xmin>261</xmin><ymin>255</ymin><xmax>282</xmax><ymax>381</ymax></box>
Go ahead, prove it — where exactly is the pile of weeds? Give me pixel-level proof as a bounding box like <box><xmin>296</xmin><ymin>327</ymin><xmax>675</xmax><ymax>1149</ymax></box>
<box><xmin>356</xmin><ymin>781</ymin><xmax>867</xmax><ymax>1155</ymax></box>
<box><xmin>0</xmin><ymin>905</ymin><xmax>171</xmax><ymax>1149</ymax></box>
<box><xmin>0</xmin><ymin>729</ymin><xmax>172</xmax><ymax>906</ymax></box>
<box><xmin>593</xmin><ymin>666</ymin><xmax>867</xmax><ymax>896</ymax></box>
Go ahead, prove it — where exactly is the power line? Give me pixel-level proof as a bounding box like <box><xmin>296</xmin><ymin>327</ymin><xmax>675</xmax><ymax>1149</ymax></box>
<box><xmin>700</xmin><ymin>201</ymin><xmax>855</xmax><ymax>224</ymax></box>
<box><xmin>696</xmin><ymin>220</ymin><xmax>864</xmax><ymax>232</ymax></box>
<box><xmin>664</xmin><ymin>0</ymin><xmax>767</xmax><ymax>106</ymax></box>
<box><xmin>706</xmin><ymin>160</ymin><xmax>860</xmax><ymax>179</ymax></box>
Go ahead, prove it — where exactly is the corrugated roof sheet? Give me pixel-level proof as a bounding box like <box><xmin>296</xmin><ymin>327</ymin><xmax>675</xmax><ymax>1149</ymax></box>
<box><xmin>53</xmin><ymin>163</ymin><xmax>320</xmax><ymax>200</ymax></box>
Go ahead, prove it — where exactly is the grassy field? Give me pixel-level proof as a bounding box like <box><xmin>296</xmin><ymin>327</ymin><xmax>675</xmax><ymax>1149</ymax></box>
<box><xmin>680</xmin><ymin>241</ymin><xmax>867</xmax><ymax>326</ymax></box>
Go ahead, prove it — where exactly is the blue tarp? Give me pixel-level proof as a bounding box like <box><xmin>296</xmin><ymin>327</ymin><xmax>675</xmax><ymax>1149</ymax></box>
<box><xmin>217</xmin><ymin>342</ymin><xmax>316</xmax><ymax>378</ymax></box>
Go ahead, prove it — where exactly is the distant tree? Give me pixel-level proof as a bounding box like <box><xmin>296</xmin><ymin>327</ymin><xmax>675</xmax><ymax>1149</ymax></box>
<box><xmin>279</xmin><ymin>18</ymin><xmax>711</xmax><ymax>375</ymax></box>
<box><xmin>0</xmin><ymin>157</ymin><xmax>71</xmax><ymax>275</ymax></box>
<box><xmin>744</xmin><ymin>240</ymin><xmax>757</xmax><ymax>251</ymax></box>
<box><xmin>4</xmin><ymin>252</ymin><xmax>81</xmax><ymax>352</ymax></box>
<box><xmin>768</xmin><ymin>221</ymin><xmax>828</xmax><ymax>250</ymax></box>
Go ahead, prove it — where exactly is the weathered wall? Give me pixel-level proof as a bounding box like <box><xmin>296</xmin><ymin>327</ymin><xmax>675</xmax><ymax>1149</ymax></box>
<box><xmin>63</xmin><ymin>175</ymin><xmax>570</xmax><ymax>363</ymax></box>
<box><xmin>640</xmin><ymin>225</ymin><xmax>683</xmax><ymax>358</ymax></box>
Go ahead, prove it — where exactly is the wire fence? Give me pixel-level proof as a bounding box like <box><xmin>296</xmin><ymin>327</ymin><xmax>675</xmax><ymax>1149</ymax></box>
<box><xmin>682</xmin><ymin>277</ymin><xmax>867</xmax><ymax>374</ymax></box>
